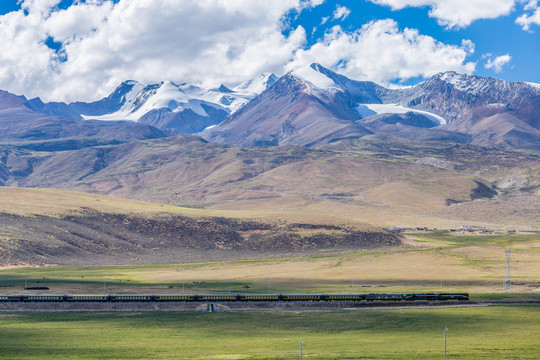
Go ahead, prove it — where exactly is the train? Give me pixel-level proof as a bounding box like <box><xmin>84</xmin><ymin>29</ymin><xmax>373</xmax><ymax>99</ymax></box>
<box><xmin>0</xmin><ymin>292</ymin><xmax>469</xmax><ymax>302</ymax></box>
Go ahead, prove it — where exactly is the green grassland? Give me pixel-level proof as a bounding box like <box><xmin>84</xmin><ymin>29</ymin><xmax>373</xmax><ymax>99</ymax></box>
<box><xmin>0</xmin><ymin>307</ymin><xmax>539</xmax><ymax>359</ymax></box>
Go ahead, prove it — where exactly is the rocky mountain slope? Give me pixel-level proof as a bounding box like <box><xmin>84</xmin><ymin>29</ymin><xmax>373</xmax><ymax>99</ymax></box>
<box><xmin>1</xmin><ymin>67</ymin><xmax>539</xmax><ymax>266</ymax></box>
<box><xmin>0</xmin><ymin>65</ymin><xmax>538</xmax><ymax>227</ymax></box>
<box><xmin>0</xmin><ymin>90</ymin><xmax>165</xmax><ymax>152</ymax></box>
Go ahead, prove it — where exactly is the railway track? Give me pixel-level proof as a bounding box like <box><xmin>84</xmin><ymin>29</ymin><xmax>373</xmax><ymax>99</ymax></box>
<box><xmin>0</xmin><ymin>299</ymin><xmax>538</xmax><ymax>312</ymax></box>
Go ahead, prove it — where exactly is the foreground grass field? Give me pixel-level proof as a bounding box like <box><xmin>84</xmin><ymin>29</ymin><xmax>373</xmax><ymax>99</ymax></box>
<box><xmin>0</xmin><ymin>306</ymin><xmax>538</xmax><ymax>359</ymax></box>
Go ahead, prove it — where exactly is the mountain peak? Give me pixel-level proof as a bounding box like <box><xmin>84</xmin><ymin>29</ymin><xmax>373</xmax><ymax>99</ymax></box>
<box><xmin>233</xmin><ymin>72</ymin><xmax>278</xmax><ymax>94</ymax></box>
<box><xmin>218</xmin><ymin>84</ymin><xmax>234</xmax><ymax>93</ymax></box>
<box><xmin>257</xmin><ymin>72</ymin><xmax>279</xmax><ymax>86</ymax></box>
<box><xmin>291</xmin><ymin>63</ymin><xmax>338</xmax><ymax>89</ymax></box>
<box><xmin>111</xmin><ymin>80</ymin><xmax>145</xmax><ymax>97</ymax></box>
<box><xmin>122</xmin><ymin>80</ymin><xmax>142</xmax><ymax>86</ymax></box>
<box><xmin>309</xmin><ymin>62</ymin><xmax>327</xmax><ymax>71</ymax></box>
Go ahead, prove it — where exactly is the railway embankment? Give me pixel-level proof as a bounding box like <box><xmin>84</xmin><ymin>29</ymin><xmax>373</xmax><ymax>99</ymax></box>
<box><xmin>1</xmin><ymin>300</ymin><xmax>531</xmax><ymax>312</ymax></box>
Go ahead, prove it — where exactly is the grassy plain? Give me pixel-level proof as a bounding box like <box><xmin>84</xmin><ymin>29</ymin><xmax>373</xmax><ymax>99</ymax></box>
<box><xmin>1</xmin><ymin>230</ymin><xmax>539</xmax><ymax>298</ymax></box>
<box><xmin>0</xmin><ymin>307</ymin><xmax>539</xmax><ymax>359</ymax></box>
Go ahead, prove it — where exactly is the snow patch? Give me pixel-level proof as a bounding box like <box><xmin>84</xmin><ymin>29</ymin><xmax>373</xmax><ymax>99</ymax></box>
<box><xmin>486</xmin><ymin>103</ymin><xmax>506</xmax><ymax>109</ymax></box>
<box><xmin>357</xmin><ymin>104</ymin><xmax>447</xmax><ymax>125</ymax></box>
<box><xmin>203</xmin><ymin>124</ymin><xmax>217</xmax><ymax>131</ymax></box>
<box><xmin>292</xmin><ymin>64</ymin><xmax>337</xmax><ymax>89</ymax></box>
<box><xmin>234</xmin><ymin>73</ymin><xmax>278</xmax><ymax>95</ymax></box>
<box><xmin>526</xmin><ymin>82</ymin><xmax>540</xmax><ymax>91</ymax></box>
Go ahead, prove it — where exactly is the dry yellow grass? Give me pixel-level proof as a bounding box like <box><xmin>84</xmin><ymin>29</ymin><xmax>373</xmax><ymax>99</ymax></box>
<box><xmin>0</xmin><ymin>187</ymin><xmax>391</xmax><ymax>230</ymax></box>
<box><xmin>67</xmin><ymin>232</ymin><xmax>540</xmax><ymax>295</ymax></box>
<box><xmin>0</xmin><ymin>187</ymin><xmax>192</xmax><ymax>216</ymax></box>
<box><xmin>2</xmin><ymin>186</ymin><xmax>535</xmax><ymax>233</ymax></box>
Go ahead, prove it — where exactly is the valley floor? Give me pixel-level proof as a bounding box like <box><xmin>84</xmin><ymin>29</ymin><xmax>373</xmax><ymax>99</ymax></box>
<box><xmin>1</xmin><ymin>230</ymin><xmax>539</xmax><ymax>298</ymax></box>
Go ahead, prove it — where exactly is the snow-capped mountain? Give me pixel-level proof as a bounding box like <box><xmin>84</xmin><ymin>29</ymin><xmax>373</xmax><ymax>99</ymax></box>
<box><xmin>290</xmin><ymin>63</ymin><xmax>447</xmax><ymax>126</ymax></box>
<box><xmin>202</xmin><ymin>63</ymin><xmax>451</xmax><ymax>147</ymax></box>
<box><xmin>291</xmin><ymin>63</ymin><xmax>386</xmax><ymax>104</ymax></box>
<box><xmin>388</xmin><ymin>71</ymin><xmax>540</xmax><ymax>127</ymax></box>
<box><xmin>203</xmin><ymin>63</ymin><xmax>540</xmax><ymax>149</ymax></box>
<box><xmin>202</xmin><ymin>66</ymin><xmax>376</xmax><ymax>147</ymax></box>
<box><xmin>69</xmin><ymin>73</ymin><xmax>278</xmax><ymax>133</ymax></box>
<box><xmin>4</xmin><ymin>62</ymin><xmax>539</xmax><ymax>149</ymax></box>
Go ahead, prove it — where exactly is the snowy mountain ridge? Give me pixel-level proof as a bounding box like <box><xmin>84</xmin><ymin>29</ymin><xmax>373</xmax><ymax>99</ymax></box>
<box><xmin>434</xmin><ymin>71</ymin><xmax>540</xmax><ymax>97</ymax></box>
<box><xmin>70</xmin><ymin>73</ymin><xmax>278</xmax><ymax>133</ymax></box>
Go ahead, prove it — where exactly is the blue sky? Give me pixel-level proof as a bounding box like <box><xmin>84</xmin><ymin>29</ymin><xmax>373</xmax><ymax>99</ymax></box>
<box><xmin>0</xmin><ymin>0</ymin><xmax>538</xmax><ymax>101</ymax></box>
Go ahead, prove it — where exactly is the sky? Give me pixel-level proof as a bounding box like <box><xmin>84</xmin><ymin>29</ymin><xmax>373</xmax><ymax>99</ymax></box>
<box><xmin>0</xmin><ymin>0</ymin><xmax>539</xmax><ymax>102</ymax></box>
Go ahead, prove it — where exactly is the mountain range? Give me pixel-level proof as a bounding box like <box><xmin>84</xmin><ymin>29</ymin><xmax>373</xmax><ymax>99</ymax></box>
<box><xmin>203</xmin><ymin>64</ymin><xmax>540</xmax><ymax>149</ymax></box>
<box><xmin>11</xmin><ymin>63</ymin><xmax>538</xmax><ymax>150</ymax></box>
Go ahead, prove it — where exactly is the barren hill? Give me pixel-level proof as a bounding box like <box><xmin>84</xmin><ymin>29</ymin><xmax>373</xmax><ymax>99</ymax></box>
<box><xmin>0</xmin><ymin>188</ymin><xmax>400</xmax><ymax>267</ymax></box>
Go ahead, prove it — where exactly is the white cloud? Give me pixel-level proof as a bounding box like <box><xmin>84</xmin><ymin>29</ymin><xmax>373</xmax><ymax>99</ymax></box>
<box><xmin>45</xmin><ymin>1</ymin><xmax>113</xmax><ymax>43</ymax></box>
<box><xmin>0</xmin><ymin>0</ymin><xmax>320</xmax><ymax>102</ymax></box>
<box><xmin>516</xmin><ymin>1</ymin><xmax>540</xmax><ymax>30</ymax></box>
<box><xmin>20</xmin><ymin>0</ymin><xmax>62</xmax><ymax>15</ymax></box>
<box><xmin>288</xmin><ymin>20</ymin><xmax>476</xmax><ymax>84</ymax></box>
<box><xmin>524</xmin><ymin>0</ymin><xmax>538</xmax><ymax>10</ymax></box>
<box><xmin>333</xmin><ymin>5</ymin><xmax>351</xmax><ymax>21</ymax></box>
<box><xmin>0</xmin><ymin>0</ymin><xmax>476</xmax><ymax>102</ymax></box>
<box><xmin>484</xmin><ymin>54</ymin><xmax>512</xmax><ymax>72</ymax></box>
<box><xmin>369</xmin><ymin>0</ymin><xmax>516</xmax><ymax>28</ymax></box>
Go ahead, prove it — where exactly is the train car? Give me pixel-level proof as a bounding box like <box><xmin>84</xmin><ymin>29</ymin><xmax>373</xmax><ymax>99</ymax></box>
<box><xmin>281</xmin><ymin>294</ymin><xmax>324</xmax><ymax>301</ymax></box>
<box><xmin>0</xmin><ymin>295</ymin><xmax>23</xmax><ymax>302</ymax></box>
<box><xmin>403</xmin><ymin>293</ymin><xmax>440</xmax><ymax>301</ymax></box>
<box><xmin>365</xmin><ymin>293</ymin><xmax>404</xmax><ymax>301</ymax></box>
<box><xmin>239</xmin><ymin>294</ymin><xmax>281</xmax><ymax>301</ymax></box>
<box><xmin>66</xmin><ymin>295</ymin><xmax>109</xmax><ymax>302</ymax></box>
<box><xmin>323</xmin><ymin>294</ymin><xmax>366</xmax><ymax>301</ymax></box>
<box><xmin>197</xmin><ymin>294</ymin><xmax>240</xmax><ymax>302</ymax></box>
<box><xmin>437</xmin><ymin>293</ymin><xmax>469</xmax><ymax>301</ymax></box>
<box><xmin>23</xmin><ymin>295</ymin><xmax>65</xmax><ymax>302</ymax></box>
<box><xmin>109</xmin><ymin>294</ymin><xmax>153</xmax><ymax>302</ymax></box>
<box><xmin>153</xmin><ymin>294</ymin><xmax>196</xmax><ymax>302</ymax></box>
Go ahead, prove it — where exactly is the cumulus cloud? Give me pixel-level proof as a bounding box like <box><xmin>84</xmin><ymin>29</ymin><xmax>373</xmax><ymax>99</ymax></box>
<box><xmin>333</xmin><ymin>5</ymin><xmax>351</xmax><ymax>21</ymax></box>
<box><xmin>288</xmin><ymin>20</ymin><xmax>476</xmax><ymax>84</ymax></box>
<box><xmin>0</xmin><ymin>0</ymin><xmax>477</xmax><ymax>102</ymax></box>
<box><xmin>484</xmin><ymin>54</ymin><xmax>512</xmax><ymax>72</ymax></box>
<box><xmin>516</xmin><ymin>1</ymin><xmax>540</xmax><ymax>30</ymax></box>
<box><xmin>369</xmin><ymin>0</ymin><xmax>516</xmax><ymax>28</ymax></box>
<box><xmin>0</xmin><ymin>0</ymin><xmax>320</xmax><ymax>101</ymax></box>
